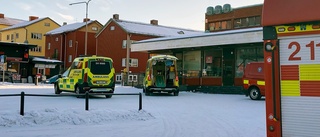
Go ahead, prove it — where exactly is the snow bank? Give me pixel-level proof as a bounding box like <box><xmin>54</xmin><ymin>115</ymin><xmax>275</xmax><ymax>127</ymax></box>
<box><xmin>0</xmin><ymin>108</ymin><xmax>154</xmax><ymax>127</ymax></box>
<box><xmin>0</xmin><ymin>82</ymin><xmax>53</xmax><ymax>89</ymax></box>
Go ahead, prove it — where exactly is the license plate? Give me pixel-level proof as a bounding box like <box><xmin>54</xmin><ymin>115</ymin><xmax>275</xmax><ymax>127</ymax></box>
<box><xmin>96</xmin><ymin>81</ymin><xmax>106</xmax><ymax>84</ymax></box>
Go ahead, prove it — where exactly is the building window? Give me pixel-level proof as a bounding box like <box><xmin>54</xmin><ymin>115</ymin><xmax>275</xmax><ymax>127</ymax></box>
<box><xmin>92</xmin><ymin>26</ymin><xmax>98</xmax><ymax>31</ymax></box>
<box><xmin>116</xmin><ymin>75</ymin><xmax>122</xmax><ymax>82</ymax></box>
<box><xmin>31</xmin><ymin>46</ymin><xmax>42</xmax><ymax>52</ymax></box>
<box><xmin>44</xmin><ymin>23</ymin><xmax>50</xmax><ymax>26</ymax></box>
<box><xmin>48</xmin><ymin>43</ymin><xmax>51</xmax><ymax>50</ymax></box>
<box><xmin>122</xmin><ymin>58</ymin><xmax>138</xmax><ymax>67</ymax></box>
<box><xmin>15</xmin><ymin>33</ymin><xmax>19</xmax><ymax>39</ymax></box>
<box><xmin>203</xmin><ymin>49</ymin><xmax>222</xmax><ymax>77</ymax></box>
<box><xmin>31</xmin><ymin>33</ymin><xmax>42</xmax><ymax>40</ymax></box>
<box><xmin>68</xmin><ymin>55</ymin><xmax>72</xmax><ymax>62</ymax></box>
<box><xmin>6</xmin><ymin>35</ymin><xmax>9</xmax><ymax>40</ymax></box>
<box><xmin>128</xmin><ymin>75</ymin><xmax>138</xmax><ymax>82</ymax></box>
<box><xmin>255</xmin><ymin>16</ymin><xmax>261</xmax><ymax>26</ymax></box>
<box><xmin>221</xmin><ymin>21</ymin><xmax>231</xmax><ymax>30</ymax></box>
<box><xmin>208</xmin><ymin>20</ymin><xmax>231</xmax><ymax>31</ymax></box>
<box><xmin>122</xmin><ymin>40</ymin><xmax>127</xmax><ymax>49</ymax></box>
<box><xmin>235</xmin><ymin>45</ymin><xmax>264</xmax><ymax>77</ymax></box>
<box><xmin>122</xmin><ymin>40</ymin><xmax>135</xmax><ymax>49</ymax></box>
<box><xmin>234</xmin><ymin>16</ymin><xmax>261</xmax><ymax>28</ymax></box>
<box><xmin>52</xmin><ymin>49</ymin><xmax>59</xmax><ymax>59</ymax></box>
<box><xmin>130</xmin><ymin>58</ymin><xmax>138</xmax><ymax>67</ymax></box>
<box><xmin>11</xmin><ymin>34</ymin><xmax>14</xmax><ymax>41</ymax></box>
<box><xmin>110</xmin><ymin>26</ymin><xmax>115</xmax><ymax>30</ymax></box>
<box><xmin>69</xmin><ymin>40</ymin><xmax>72</xmax><ymax>47</ymax></box>
<box><xmin>55</xmin><ymin>37</ymin><xmax>58</xmax><ymax>41</ymax></box>
<box><xmin>183</xmin><ymin>50</ymin><xmax>201</xmax><ymax>77</ymax></box>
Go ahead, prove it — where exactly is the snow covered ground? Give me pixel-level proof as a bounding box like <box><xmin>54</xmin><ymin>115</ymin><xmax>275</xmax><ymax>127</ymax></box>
<box><xmin>0</xmin><ymin>83</ymin><xmax>266</xmax><ymax>137</ymax></box>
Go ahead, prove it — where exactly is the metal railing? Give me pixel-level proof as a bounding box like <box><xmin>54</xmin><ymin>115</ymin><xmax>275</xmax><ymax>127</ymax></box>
<box><xmin>0</xmin><ymin>92</ymin><xmax>142</xmax><ymax>116</ymax></box>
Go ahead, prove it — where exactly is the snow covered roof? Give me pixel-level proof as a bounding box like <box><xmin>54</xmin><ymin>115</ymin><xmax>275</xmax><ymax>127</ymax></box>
<box><xmin>131</xmin><ymin>27</ymin><xmax>263</xmax><ymax>52</ymax></box>
<box><xmin>0</xmin><ymin>17</ymin><xmax>55</xmax><ymax>31</ymax></box>
<box><xmin>97</xmin><ymin>18</ymin><xmax>204</xmax><ymax>37</ymax></box>
<box><xmin>45</xmin><ymin>20</ymin><xmax>95</xmax><ymax>35</ymax></box>
<box><xmin>136</xmin><ymin>27</ymin><xmax>263</xmax><ymax>43</ymax></box>
<box><xmin>0</xmin><ymin>17</ymin><xmax>25</xmax><ymax>26</ymax></box>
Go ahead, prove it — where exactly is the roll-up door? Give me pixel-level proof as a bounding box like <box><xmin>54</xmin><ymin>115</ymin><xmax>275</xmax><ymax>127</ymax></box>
<box><xmin>279</xmin><ymin>35</ymin><xmax>320</xmax><ymax>137</ymax></box>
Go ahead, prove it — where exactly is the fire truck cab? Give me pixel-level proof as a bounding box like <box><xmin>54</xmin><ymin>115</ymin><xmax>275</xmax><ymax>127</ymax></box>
<box><xmin>243</xmin><ymin>62</ymin><xmax>265</xmax><ymax>100</ymax></box>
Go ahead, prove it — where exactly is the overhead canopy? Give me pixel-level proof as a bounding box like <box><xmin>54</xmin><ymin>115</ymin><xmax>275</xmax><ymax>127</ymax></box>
<box><xmin>32</xmin><ymin>57</ymin><xmax>62</xmax><ymax>64</ymax></box>
<box><xmin>0</xmin><ymin>41</ymin><xmax>37</xmax><ymax>49</ymax></box>
<box><xmin>131</xmin><ymin>27</ymin><xmax>263</xmax><ymax>52</ymax></box>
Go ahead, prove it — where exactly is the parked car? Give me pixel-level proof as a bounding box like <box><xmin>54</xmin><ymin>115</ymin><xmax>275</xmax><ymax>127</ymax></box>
<box><xmin>0</xmin><ymin>71</ymin><xmax>18</xmax><ymax>82</ymax></box>
<box><xmin>43</xmin><ymin>75</ymin><xmax>59</xmax><ymax>84</ymax></box>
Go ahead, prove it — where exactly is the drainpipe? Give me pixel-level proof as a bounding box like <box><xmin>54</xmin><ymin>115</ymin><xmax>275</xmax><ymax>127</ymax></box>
<box><xmin>23</xmin><ymin>28</ymin><xmax>28</xmax><ymax>44</ymax></box>
<box><xmin>126</xmin><ymin>33</ymin><xmax>132</xmax><ymax>85</ymax></box>
<box><xmin>95</xmin><ymin>38</ymin><xmax>98</xmax><ymax>55</ymax></box>
<box><xmin>64</xmin><ymin>33</ymin><xmax>67</xmax><ymax>70</ymax></box>
<box><xmin>75</xmin><ymin>41</ymin><xmax>78</xmax><ymax>57</ymax></box>
<box><xmin>60</xmin><ymin>35</ymin><xmax>63</xmax><ymax>61</ymax></box>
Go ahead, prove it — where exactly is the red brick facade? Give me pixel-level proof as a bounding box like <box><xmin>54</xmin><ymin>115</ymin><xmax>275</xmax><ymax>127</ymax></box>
<box><xmin>96</xmin><ymin>20</ymin><xmax>157</xmax><ymax>74</ymax></box>
<box><xmin>205</xmin><ymin>4</ymin><xmax>263</xmax><ymax>32</ymax></box>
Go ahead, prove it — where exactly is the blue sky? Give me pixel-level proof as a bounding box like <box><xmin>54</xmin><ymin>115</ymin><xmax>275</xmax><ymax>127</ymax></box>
<box><xmin>0</xmin><ymin>0</ymin><xmax>263</xmax><ymax>31</ymax></box>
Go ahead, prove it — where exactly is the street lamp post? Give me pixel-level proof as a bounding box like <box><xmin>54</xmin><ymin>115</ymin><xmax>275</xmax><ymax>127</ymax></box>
<box><xmin>70</xmin><ymin>0</ymin><xmax>92</xmax><ymax>55</ymax></box>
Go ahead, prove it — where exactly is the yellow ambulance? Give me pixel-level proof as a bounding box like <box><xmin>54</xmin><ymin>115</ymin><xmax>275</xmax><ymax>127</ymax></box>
<box><xmin>143</xmin><ymin>55</ymin><xmax>179</xmax><ymax>96</ymax></box>
<box><xmin>54</xmin><ymin>55</ymin><xmax>115</xmax><ymax>98</ymax></box>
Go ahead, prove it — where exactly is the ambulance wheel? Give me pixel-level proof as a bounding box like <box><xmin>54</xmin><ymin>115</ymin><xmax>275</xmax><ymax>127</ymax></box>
<box><xmin>54</xmin><ymin>83</ymin><xmax>61</xmax><ymax>94</ymax></box>
<box><xmin>249</xmin><ymin>87</ymin><xmax>261</xmax><ymax>100</ymax></box>
<box><xmin>145</xmin><ymin>88</ymin><xmax>151</xmax><ymax>96</ymax></box>
<box><xmin>105</xmin><ymin>95</ymin><xmax>113</xmax><ymax>98</ymax></box>
<box><xmin>173</xmin><ymin>90</ymin><xmax>179</xmax><ymax>96</ymax></box>
<box><xmin>75</xmin><ymin>86</ymin><xmax>81</xmax><ymax>98</ymax></box>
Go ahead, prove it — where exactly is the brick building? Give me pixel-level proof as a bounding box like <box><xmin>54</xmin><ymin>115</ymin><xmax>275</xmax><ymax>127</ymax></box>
<box><xmin>132</xmin><ymin>4</ymin><xmax>264</xmax><ymax>93</ymax></box>
<box><xmin>96</xmin><ymin>14</ymin><xmax>202</xmax><ymax>84</ymax></box>
<box><xmin>45</xmin><ymin>19</ymin><xmax>103</xmax><ymax>71</ymax></box>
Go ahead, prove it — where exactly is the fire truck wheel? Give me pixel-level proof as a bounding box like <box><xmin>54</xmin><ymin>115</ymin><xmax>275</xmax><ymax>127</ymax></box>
<box><xmin>249</xmin><ymin>87</ymin><xmax>261</xmax><ymax>100</ymax></box>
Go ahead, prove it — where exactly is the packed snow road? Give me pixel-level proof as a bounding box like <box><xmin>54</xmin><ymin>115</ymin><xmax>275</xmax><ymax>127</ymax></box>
<box><xmin>0</xmin><ymin>83</ymin><xmax>266</xmax><ymax>137</ymax></box>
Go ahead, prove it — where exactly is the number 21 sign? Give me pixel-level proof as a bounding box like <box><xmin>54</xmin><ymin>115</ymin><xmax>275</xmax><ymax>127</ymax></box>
<box><xmin>280</xmin><ymin>36</ymin><xmax>320</xmax><ymax>64</ymax></box>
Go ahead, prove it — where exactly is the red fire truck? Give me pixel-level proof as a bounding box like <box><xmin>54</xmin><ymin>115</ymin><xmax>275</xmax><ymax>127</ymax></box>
<box><xmin>262</xmin><ymin>0</ymin><xmax>320</xmax><ymax>136</ymax></box>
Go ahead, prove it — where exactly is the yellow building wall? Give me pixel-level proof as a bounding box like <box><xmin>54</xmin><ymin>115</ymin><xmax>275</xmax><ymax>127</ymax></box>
<box><xmin>0</xmin><ymin>18</ymin><xmax>60</xmax><ymax>57</ymax></box>
<box><xmin>0</xmin><ymin>28</ymin><xmax>27</xmax><ymax>43</ymax></box>
<box><xmin>78</xmin><ymin>22</ymin><xmax>103</xmax><ymax>33</ymax></box>
<box><xmin>0</xmin><ymin>24</ymin><xmax>12</xmax><ymax>41</ymax></box>
<box><xmin>25</xmin><ymin>18</ymin><xmax>60</xmax><ymax>57</ymax></box>
<box><xmin>0</xmin><ymin>24</ymin><xmax>10</xmax><ymax>30</ymax></box>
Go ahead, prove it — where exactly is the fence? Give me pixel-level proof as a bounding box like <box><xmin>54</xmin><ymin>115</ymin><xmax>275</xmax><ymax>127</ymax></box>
<box><xmin>0</xmin><ymin>92</ymin><xmax>142</xmax><ymax>116</ymax></box>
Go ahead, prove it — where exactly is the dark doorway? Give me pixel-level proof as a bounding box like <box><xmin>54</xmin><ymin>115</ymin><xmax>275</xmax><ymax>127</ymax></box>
<box><xmin>222</xmin><ymin>48</ymin><xmax>235</xmax><ymax>86</ymax></box>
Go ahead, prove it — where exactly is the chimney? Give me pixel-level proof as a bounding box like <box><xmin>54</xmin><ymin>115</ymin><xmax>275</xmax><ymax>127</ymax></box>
<box><xmin>150</xmin><ymin>19</ymin><xmax>158</xmax><ymax>25</ymax></box>
<box><xmin>0</xmin><ymin>13</ymin><xmax>4</xmax><ymax>18</ymax></box>
<box><xmin>29</xmin><ymin>16</ymin><xmax>39</xmax><ymax>21</ymax></box>
<box><xmin>63</xmin><ymin>22</ymin><xmax>67</xmax><ymax>26</ymax></box>
<box><xmin>113</xmin><ymin>14</ymin><xmax>119</xmax><ymax>20</ymax></box>
<box><xmin>83</xmin><ymin>18</ymin><xmax>90</xmax><ymax>22</ymax></box>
